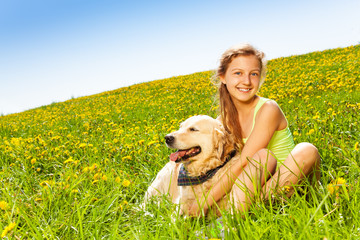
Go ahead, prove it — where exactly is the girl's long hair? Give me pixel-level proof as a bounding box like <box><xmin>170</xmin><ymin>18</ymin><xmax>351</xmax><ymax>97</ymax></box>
<box><xmin>214</xmin><ymin>43</ymin><xmax>267</xmax><ymax>150</ymax></box>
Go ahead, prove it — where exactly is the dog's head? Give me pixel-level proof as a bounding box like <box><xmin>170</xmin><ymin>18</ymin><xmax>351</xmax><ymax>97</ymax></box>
<box><xmin>165</xmin><ymin>115</ymin><xmax>235</xmax><ymax>174</ymax></box>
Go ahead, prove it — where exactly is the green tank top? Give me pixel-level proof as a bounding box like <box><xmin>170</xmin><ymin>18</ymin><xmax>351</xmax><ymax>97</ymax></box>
<box><xmin>243</xmin><ymin>97</ymin><xmax>295</xmax><ymax>163</ymax></box>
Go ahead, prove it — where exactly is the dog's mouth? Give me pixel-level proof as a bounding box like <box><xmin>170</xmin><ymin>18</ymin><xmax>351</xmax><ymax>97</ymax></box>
<box><xmin>169</xmin><ymin>146</ymin><xmax>201</xmax><ymax>163</ymax></box>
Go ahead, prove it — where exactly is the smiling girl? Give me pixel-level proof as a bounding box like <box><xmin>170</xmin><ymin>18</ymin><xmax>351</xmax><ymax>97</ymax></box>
<box><xmin>188</xmin><ymin>43</ymin><xmax>321</xmax><ymax>215</ymax></box>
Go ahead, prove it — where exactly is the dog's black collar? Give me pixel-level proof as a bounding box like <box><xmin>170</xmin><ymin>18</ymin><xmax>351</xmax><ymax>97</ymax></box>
<box><xmin>177</xmin><ymin>150</ymin><xmax>237</xmax><ymax>186</ymax></box>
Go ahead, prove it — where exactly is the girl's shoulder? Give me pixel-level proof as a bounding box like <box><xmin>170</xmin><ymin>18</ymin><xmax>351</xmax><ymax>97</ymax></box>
<box><xmin>262</xmin><ymin>98</ymin><xmax>280</xmax><ymax>109</ymax></box>
<box><xmin>258</xmin><ymin>97</ymin><xmax>280</xmax><ymax>111</ymax></box>
<box><xmin>256</xmin><ymin>98</ymin><xmax>287</xmax><ymax>130</ymax></box>
<box><xmin>256</xmin><ymin>98</ymin><xmax>284</xmax><ymax>120</ymax></box>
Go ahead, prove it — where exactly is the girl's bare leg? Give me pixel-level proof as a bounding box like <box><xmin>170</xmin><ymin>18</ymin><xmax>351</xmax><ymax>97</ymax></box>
<box><xmin>230</xmin><ymin>149</ymin><xmax>277</xmax><ymax>212</ymax></box>
<box><xmin>263</xmin><ymin>142</ymin><xmax>321</xmax><ymax>198</ymax></box>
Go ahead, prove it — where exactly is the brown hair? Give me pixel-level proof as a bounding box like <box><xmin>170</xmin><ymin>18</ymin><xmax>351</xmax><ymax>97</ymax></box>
<box><xmin>215</xmin><ymin>43</ymin><xmax>267</xmax><ymax>150</ymax></box>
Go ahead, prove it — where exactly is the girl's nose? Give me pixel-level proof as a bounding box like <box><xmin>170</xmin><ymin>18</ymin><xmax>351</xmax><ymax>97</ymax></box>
<box><xmin>242</xmin><ymin>74</ymin><xmax>251</xmax><ymax>85</ymax></box>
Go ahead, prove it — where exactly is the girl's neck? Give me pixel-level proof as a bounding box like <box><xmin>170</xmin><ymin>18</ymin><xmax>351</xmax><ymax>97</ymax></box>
<box><xmin>233</xmin><ymin>95</ymin><xmax>259</xmax><ymax>115</ymax></box>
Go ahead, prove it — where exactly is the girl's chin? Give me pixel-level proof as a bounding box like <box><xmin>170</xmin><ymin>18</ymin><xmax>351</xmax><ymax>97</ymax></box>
<box><xmin>228</xmin><ymin>88</ymin><xmax>258</xmax><ymax>103</ymax></box>
<box><xmin>235</xmin><ymin>90</ymin><xmax>255</xmax><ymax>97</ymax></box>
<box><xmin>233</xmin><ymin>95</ymin><xmax>257</xmax><ymax>103</ymax></box>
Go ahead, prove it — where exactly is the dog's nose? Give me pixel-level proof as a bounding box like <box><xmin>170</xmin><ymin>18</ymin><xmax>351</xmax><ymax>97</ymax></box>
<box><xmin>165</xmin><ymin>135</ymin><xmax>175</xmax><ymax>144</ymax></box>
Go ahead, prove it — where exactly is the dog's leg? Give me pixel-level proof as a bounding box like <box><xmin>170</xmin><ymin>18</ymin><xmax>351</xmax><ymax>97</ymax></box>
<box><xmin>169</xmin><ymin>163</ymin><xmax>180</xmax><ymax>203</ymax></box>
<box><xmin>144</xmin><ymin>161</ymin><xmax>180</xmax><ymax>204</ymax></box>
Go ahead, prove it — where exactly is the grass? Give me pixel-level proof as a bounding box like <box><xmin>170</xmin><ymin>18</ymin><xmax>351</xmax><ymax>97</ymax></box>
<box><xmin>0</xmin><ymin>44</ymin><xmax>359</xmax><ymax>239</ymax></box>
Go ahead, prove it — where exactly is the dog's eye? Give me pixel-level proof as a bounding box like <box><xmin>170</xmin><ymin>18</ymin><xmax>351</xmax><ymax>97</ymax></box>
<box><xmin>189</xmin><ymin>127</ymin><xmax>198</xmax><ymax>132</ymax></box>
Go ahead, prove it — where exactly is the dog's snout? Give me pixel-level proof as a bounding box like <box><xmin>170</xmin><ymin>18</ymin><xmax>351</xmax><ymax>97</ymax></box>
<box><xmin>165</xmin><ymin>135</ymin><xmax>175</xmax><ymax>144</ymax></box>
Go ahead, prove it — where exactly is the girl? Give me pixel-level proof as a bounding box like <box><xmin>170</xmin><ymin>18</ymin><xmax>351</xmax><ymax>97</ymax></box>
<box><xmin>187</xmin><ymin>43</ymin><xmax>321</xmax><ymax>216</ymax></box>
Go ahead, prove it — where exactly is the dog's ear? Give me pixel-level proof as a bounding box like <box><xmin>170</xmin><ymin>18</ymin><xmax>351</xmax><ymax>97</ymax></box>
<box><xmin>213</xmin><ymin>126</ymin><xmax>225</xmax><ymax>160</ymax></box>
<box><xmin>222</xmin><ymin>130</ymin><xmax>236</xmax><ymax>159</ymax></box>
<box><xmin>213</xmin><ymin>127</ymin><xmax>224</xmax><ymax>148</ymax></box>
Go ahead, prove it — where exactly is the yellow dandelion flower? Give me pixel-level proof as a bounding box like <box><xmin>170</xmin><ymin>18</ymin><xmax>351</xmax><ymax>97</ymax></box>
<box><xmin>90</xmin><ymin>163</ymin><xmax>98</xmax><ymax>171</ymax></box>
<box><xmin>327</xmin><ymin>183</ymin><xmax>335</xmax><ymax>194</ymax></box>
<box><xmin>31</xmin><ymin>158</ymin><xmax>37</xmax><ymax>164</ymax></box>
<box><xmin>102</xmin><ymin>175</ymin><xmax>108</xmax><ymax>181</ymax></box>
<box><xmin>336</xmin><ymin>177</ymin><xmax>346</xmax><ymax>185</ymax></box>
<box><xmin>283</xmin><ymin>186</ymin><xmax>291</xmax><ymax>193</ymax></box>
<box><xmin>122</xmin><ymin>156</ymin><xmax>131</xmax><ymax>161</ymax></box>
<box><xmin>115</xmin><ymin>177</ymin><xmax>121</xmax><ymax>183</ymax></box>
<box><xmin>122</xmin><ymin>179</ymin><xmax>130</xmax><ymax>187</ymax></box>
<box><xmin>306</xmin><ymin>129</ymin><xmax>315</xmax><ymax>135</ymax></box>
<box><xmin>354</xmin><ymin>142</ymin><xmax>359</xmax><ymax>151</ymax></box>
<box><xmin>327</xmin><ymin>177</ymin><xmax>347</xmax><ymax>195</ymax></box>
<box><xmin>40</xmin><ymin>180</ymin><xmax>53</xmax><ymax>187</ymax></box>
<box><xmin>63</xmin><ymin>157</ymin><xmax>74</xmax><ymax>164</ymax></box>
<box><xmin>83</xmin><ymin>122</ymin><xmax>90</xmax><ymax>130</ymax></box>
<box><xmin>0</xmin><ymin>201</ymin><xmax>8</xmax><ymax>210</ymax></box>
<box><xmin>1</xmin><ymin>222</ymin><xmax>16</xmax><ymax>238</ymax></box>
<box><xmin>79</xmin><ymin>143</ymin><xmax>87</xmax><ymax>148</ymax></box>
<box><xmin>147</xmin><ymin>141</ymin><xmax>158</xmax><ymax>146</ymax></box>
<box><xmin>10</xmin><ymin>138</ymin><xmax>21</xmax><ymax>146</ymax></box>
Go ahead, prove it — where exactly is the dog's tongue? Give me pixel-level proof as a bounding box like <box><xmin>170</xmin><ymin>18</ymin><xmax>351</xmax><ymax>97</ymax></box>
<box><xmin>170</xmin><ymin>150</ymin><xmax>187</xmax><ymax>162</ymax></box>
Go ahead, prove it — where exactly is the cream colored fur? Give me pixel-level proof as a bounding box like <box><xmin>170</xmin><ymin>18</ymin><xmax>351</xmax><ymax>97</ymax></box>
<box><xmin>144</xmin><ymin>115</ymin><xmax>241</xmax><ymax>216</ymax></box>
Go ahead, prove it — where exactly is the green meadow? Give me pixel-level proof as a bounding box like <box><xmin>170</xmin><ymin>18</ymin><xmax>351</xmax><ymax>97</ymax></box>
<box><xmin>0</xmin><ymin>45</ymin><xmax>359</xmax><ymax>239</ymax></box>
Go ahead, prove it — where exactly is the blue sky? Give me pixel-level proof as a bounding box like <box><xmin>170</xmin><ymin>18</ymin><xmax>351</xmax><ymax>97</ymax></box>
<box><xmin>1</xmin><ymin>0</ymin><xmax>359</xmax><ymax>115</ymax></box>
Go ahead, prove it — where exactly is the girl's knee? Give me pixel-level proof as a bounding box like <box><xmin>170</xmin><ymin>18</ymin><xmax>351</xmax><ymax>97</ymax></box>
<box><xmin>294</xmin><ymin>142</ymin><xmax>320</xmax><ymax>163</ymax></box>
<box><xmin>290</xmin><ymin>143</ymin><xmax>321</xmax><ymax>175</ymax></box>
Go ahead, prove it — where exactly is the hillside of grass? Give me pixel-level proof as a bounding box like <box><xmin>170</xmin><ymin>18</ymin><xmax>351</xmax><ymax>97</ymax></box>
<box><xmin>0</xmin><ymin>45</ymin><xmax>359</xmax><ymax>239</ymax></box>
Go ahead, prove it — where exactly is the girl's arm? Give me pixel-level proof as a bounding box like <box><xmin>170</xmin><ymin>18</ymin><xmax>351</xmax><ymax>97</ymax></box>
<box><xmin>188</xmin><ymin>101</ymin><xmax>285</xmax><ymax>216</ymax></box>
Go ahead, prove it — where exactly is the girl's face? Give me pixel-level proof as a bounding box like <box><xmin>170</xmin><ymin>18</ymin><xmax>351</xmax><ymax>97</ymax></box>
<box><xmin>220</xmin><ymin>55</ymin><xmax>261</xmax><ymax>105</ymax></box>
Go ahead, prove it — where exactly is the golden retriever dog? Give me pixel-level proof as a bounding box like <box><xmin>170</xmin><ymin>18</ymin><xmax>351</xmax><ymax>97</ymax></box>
<box><xmin>144</xmin><ymin>115</ymin><xmax>241</xmax><ymax>216</ymax></box>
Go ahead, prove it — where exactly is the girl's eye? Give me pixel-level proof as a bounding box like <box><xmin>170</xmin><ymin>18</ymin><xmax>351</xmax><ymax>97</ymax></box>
<box><xmin>235</xmin><ymin>72</ymin><xmax>242</xmax><ymax>75</ymax></box>
<box><xmin>251</xmin><ymin>72</ymin><xmax>259</xmax><ymax>76</ymax></box>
